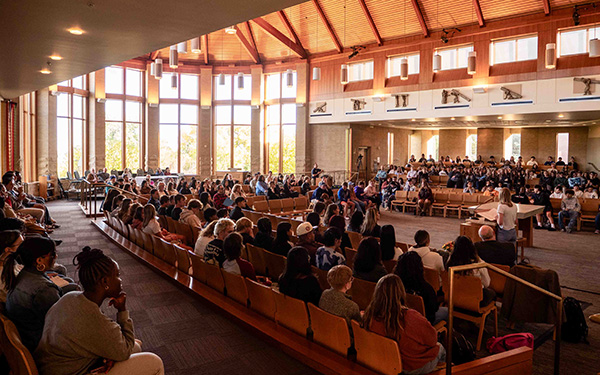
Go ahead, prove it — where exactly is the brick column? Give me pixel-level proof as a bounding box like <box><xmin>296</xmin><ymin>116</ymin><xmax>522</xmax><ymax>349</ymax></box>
<box><xmin>295</xmin><ymin>62</ymin><xmax>309</xmax><ymax>175</ymax></box>
<box><xmin>88</xmin><ymin>70</ymin><xmax>106</xmax><ymax>171</ymax></box>
<box><xmin>36</xmin><ymin>88</ymin><xmax>57</xmax><ymax>176</ymax></box>
<box><xmin>146</xmin><ymin>68</ymin><xmax>160</xmax><ymax>171</ymax></box>
<box><xmin>251</xmin><ymin>65</ymin><xmax>263</xmax><ymax>173</ymax></box>
<box><xmin>198</xmin><ymin>66</ymin><xmax>213</xmax><ymax>177</ymax></box>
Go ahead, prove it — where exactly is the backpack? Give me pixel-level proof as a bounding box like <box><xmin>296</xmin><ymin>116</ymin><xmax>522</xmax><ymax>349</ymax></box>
<box><xmin>452</xmin><ymin>331</ymin><xmax>476</xmax><ymax>365</ymax></box>
<box><xmin>486</xmin><ymin>333</ymin><xmax>534</xmax><ymax>354</ymax></box>
<box><xmin>562</xmin><ymin>297</ymin><xmax>589</xmax><ymax>343</ymax></box>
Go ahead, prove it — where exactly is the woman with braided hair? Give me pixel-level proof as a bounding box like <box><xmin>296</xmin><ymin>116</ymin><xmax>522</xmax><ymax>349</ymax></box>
<box><xmin>2</xmin><ymin>236</ymin><xmax>77</xmax><ymax>352</ymax></box>
<box><xmin>35</xmin><ymin>246</ymin><xmax>164</xmax><ymax>375</ymax></box>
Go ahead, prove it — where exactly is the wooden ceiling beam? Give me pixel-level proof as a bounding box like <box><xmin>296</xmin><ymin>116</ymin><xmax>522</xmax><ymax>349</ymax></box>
<box><xmin>245</xmin><ymin>22</ymin><xmax>258</xmax><ymax>51</ymax></box>
<box><xmin>312</xmin><ymin>0</ymin><xmax>343</xmax><ymax>53</ymax></box>
<box><xmin>410</xmin><ymin>0</ymin><xmax>429</xmax><ymax>37</ymax></box>
<box><xmin>235</xmin><ymin>25</ymin><xmax>261</xmax><ymax>63</ymax></box>
<box><xmin>357</xmin><ymin>0</ymin><xmax>383</xmax><ymax>46</ymax></box>
<box><xmin>473</xmin><ymin>0</ymin><xmax>485</xmax><ymax>27</ymax></box>
<box><xmin>252</xmin><ymin>17</ymin><xmax>307</xmax><ymax>59</ymax></box>
<box><xmin>202</xmin><ymin>35</ymin><xmax>209</xmax><ymax>64</ymax></box>
<box><xmin>542</xmin><ymin>0</ymin><xmax>551</xmax><ymax>15</ymax></box>
<box><xmin>278</xmin><ymin>10</ymin><xmax>305</xmax><ymax>50</ymax></box>
<box><xmin>149</xmin><ymin>51</ymin><xmax>160</xmax><ymax>60</ymax></box>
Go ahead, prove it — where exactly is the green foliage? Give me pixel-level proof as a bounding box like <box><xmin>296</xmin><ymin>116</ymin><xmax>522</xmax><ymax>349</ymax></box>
<box><xmin>105</xmin><ymin>122</ymin><xmax>122</xmax><ymax>172</ymax></box>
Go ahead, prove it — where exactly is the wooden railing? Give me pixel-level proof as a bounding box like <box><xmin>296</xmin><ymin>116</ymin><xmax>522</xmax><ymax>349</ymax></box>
<box><xmin>446</xmin><ymin>263</ymin><xmax>563</xmax><ymax>375</ymax></box>
<box><xmin>80</xmin><ymin>181</ymin><xmax>150</xmax><ymax>218</ymax></box>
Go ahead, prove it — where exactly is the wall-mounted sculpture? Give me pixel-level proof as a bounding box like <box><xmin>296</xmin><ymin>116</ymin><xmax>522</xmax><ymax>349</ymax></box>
<box><xmin>574</xmin><ymin>77</ymin><xmax>600</xmax><ymax>95</ymax></box>
<box><xmin>313</xmin><ymin>102</ymin><xmax>327</xmax><ymax>113</ymax></box>
<box><xmin>351</xmin><ymin>98</ymin><xmax>367</xmax><ymax>111</ymax></box>
<box><xmin>442</xmin><ymin>89</ymin><xmax>471</xmax><ymax>104</ymax></box>
<box><xmin>501</xmin><ymin>86</ymin><xmax>522</xmax><ymax>100</ymax></box>
<box><xmin>393</xmin><ymin>94</ymin><xmax>409</xmax><ymax>108</ymax></box>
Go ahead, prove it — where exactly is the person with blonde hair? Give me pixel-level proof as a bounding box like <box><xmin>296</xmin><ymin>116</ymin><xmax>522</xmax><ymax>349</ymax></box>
<box><xmin>496</xmin><ymin>188</ymin><xmax>517</xmax><ymax>243</ymax></box>
<box><xmin>194</xmin><ymin>220</ymin><xmax>217</xmax><ymax>256</ymax></box>
<box><xmin>319</xmin><ymin>265</ymin><xmax>361</xmax><ymax>324</ymax></box>
<box><xmin>141</xmin><ymin>204</ymin><xmax>183</xmax><ymax>243</ymax></box>
<box><xmin>363</xmin><ymin>274</ymin><xmax>445</xmax><ymax>374</ymax></box>
<box><xmin>360</xmin><ymin>208</ymin><xmax>381</xmax><ymax>238</ymax></box>
<box><xmin>235</xmin><ymin>217</ymin><xmax>254</xmax><ymax>245</ymax></box>
<box><xmin>204</xmin><ymin>218</ymin><xmax>235</xmax><ymax>266</ymax></box>
<box><xmin>229</xmin><ymin>184</ymin><xmax>246</xmax><ymax>200</ymax></box>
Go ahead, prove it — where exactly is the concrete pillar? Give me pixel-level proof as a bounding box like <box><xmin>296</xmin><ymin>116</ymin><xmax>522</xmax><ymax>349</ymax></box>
<box><xmin>36</xmin><ymin>88</ymin><xmax>57</xmax><ymax>176</ymax></box>
<box><xmin>88</xmin><ymin>71</ymin><xmax>106</xmax><ymax>171</ymax></box>
<box><xmin>295</xmin><ymin>62</ymin><xmax>309</xmax><ymax>175</ymax></box>
<box><xmin>251</xmin><ymin>65</ymin><xmax>263</xmax><ymax>173</ymax></box>
<box><xmin>146</xmin><ymin>68</ymin><xmax>160</xmax><ymax>171</ymax></box>
<box><xmin>199</xmin><ymin>66</ymin><xmax>213</xmax><ymax>176</ymax></box>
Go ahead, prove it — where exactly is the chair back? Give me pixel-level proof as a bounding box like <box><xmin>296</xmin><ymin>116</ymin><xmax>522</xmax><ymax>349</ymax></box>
<box><xmin>311</xmin><ymin>266</ymin><xmax>330</xmax><ymax>291</ymax></box>
<box><xmin>351</xmin><ymin>320</ymin><xmax>402</xmax><ymax>375</ymax></box>
<box><xmin>166</xmin><ymin>216</ymin><xmax>177</xmax><ymax>233</ymax></box>
<box><xmin>346</xmin><ymin>231</ymin><xmax>362</xmax><ymax>250</ymax></box>
<box><xmin>269</xmin><ymin>199</ymin><xmax>283</xmax><ymax>214</ymax></box>
<box><xmin>173</xmin><ymin>245</ymin><xmax>191</xmax><ymax>274</ymax></box>
<box><xmin>246</xmin><ymin>244</ymin><xmax>267</xmax><ymax>275</ymax></box>
<box><xmin>245</xmin><ymin>278</ymin><xmax>277</xmax><ymax>320</ymax></box>
<box><xmin>423</xmin><ymin>267</ymin><xmax>440</xmax><ymax>291</ymax></box>
<box><xmin>463</xmin><ymin>194</ymin><xmax>479</xmax><ymax>205</ymax></box>
<box><xmin>158</xmin><ymin>215</ymin><xmax>168</xmax><ymax>229</ymax></box>
<box><xmin>263</xmin><ymin>251</ymin><xmax>287</xmax><ymax>280</ymax></box>
<box><xmin>396</xmin><ymin>242</ymin><xmax>409</xmax><ymax>253</ymax></box>
<box><xmin>448</xmin><ymin>194</ymin><xmax>463</xmax><ymax>205</ymax></box>
<box><xmin>254</xmin><ymin>195</ymin><xmax>267</xmax><ymax>202</ymax></box>
<box><xmin>160</xmin><ymin>239</ymin><xmax>177</xmax><ymax>266</ymax></box>
<box><xmin>488</xmin><ymin>264</ymin><xmax>511</xmax><ymax>297</ymax></box>
<box><xmin>404</xmin><ymin>293</ymin><xmax>426</xmax><ymax>316</ymax></box>
<box><xmin>205</xmin><ymin>263</ymin><xmax>225</xmax><ymax>293</ymax></box>
<box><xmin>441</xmin><ymin>272</ymin><xmax>484</xmax><ymax>312</ymax></box>
<box><xmin>344</xmin><ymin>248</ymin><xmax>357</xmax><ymax>269</ymax></box>
<box><xmin>0</xmin><ymin>313</ymin><xmax>39</xmax><ymax>375</ymax></box>
<box><xmin>434</xmin><ymin>193</ymin><xmax>449</xmax><ymax>203</ymax></box>
<box><xmin>348</xmin><ymin>278</ymin><xmax>376</xmax><ymax>310</ymax></box>
<box><xmin>294</xmin><ymin>196</ymin><xmax>308</xmax><ymax>210</ymax></box>
<box><xmin>140</xmin><ymin>230</ymin><xmax>153</xmax><ymax>253</ymax></box>
<box><xmin>253</xmin><ymin>200</ymin><xmax>269</xmax><ymax>212</ymax></box>
<box><xmin>222</xmin><ymin>271</ymin><xmax>248</xmax><ymax>306</ymax></box>
<box><xmin>273</xmin><ymin>290</ymin><xmax>310</xmax><ymax>337</ymax></box>
<box><xmin>281</xmin><ymin>198</ymin><xmax>294</xmax><ymax>212</ymax></box>
<box><xmin>307</xmin><ymin>303</ymin><xmax>352</xmax><ymax>357</ymax></box>
<box><xmin>174</xmin><ymin>221</ymin><xmax>194</xmax><ymax>246</ymax></box>
<box><xmin>382</xmin><ymin>259</ymin><xmax>396</xmax><ymax>274</ymax></box>
<box><xmin>189</xmin><ymin>253</ymin><xmax>207</xmax><ymax>283</ymax></box>
<box><xmin>151</xmin><ymin>235</ymin><xmax>164</xmax><ymax>260</ymax></box>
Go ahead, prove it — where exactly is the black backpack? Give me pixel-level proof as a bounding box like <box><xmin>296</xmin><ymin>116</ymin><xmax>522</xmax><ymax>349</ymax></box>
<box><xmin>562</xmin><ymin>297</ymin><xmax>589</xmax><ymax>343</ymax></box>
<box><xmin>452</xmin><ymin>330</ymin><xmax>476</xmax><ymax>364</ymax></box>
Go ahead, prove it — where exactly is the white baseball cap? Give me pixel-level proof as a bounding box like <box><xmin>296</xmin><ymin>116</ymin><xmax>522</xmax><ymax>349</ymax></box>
<box><xmin>296</xmin><ymin>222</ymin><xmax>313</xmax><ymax>237</ymax></box>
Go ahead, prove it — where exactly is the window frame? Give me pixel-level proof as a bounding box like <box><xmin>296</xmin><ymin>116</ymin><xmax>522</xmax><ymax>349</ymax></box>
<box><xmin>557</xmin><ymin>25</ymin><xmax>600</xmax><ymax>57</ymax></box>
<box><xmin>19</xmin><ymin>92</ymin><xmax>37</xmax><ymax>182</ymax></box>
<box><xmin>434</xmin><ymin>44</ymin><xmax>474</xmax><ymax>71</ymax></box>
<box><xmin>489</xmin><ymin>34</ymin><xmax>538</xmax><ymax>66</ymax></box>
<box><xmin>347</xmin><ymin>60</ymin><xmax>374</xmax><ymax>82</ymax></box>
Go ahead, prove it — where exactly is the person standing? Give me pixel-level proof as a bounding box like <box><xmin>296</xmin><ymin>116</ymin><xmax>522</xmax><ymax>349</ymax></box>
<box><xmin>496</xmin><ymin>188</ymin><xmax>518</xmax><ymax>243</ymax></box>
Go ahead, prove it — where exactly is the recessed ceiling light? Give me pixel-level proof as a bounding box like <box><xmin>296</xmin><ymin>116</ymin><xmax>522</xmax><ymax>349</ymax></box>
<box><xmin>497</xmin><ymin>116</ymin><xmax>502</xmax><ymax>119</ymax></box>
<box><xmin>451</xmin><ymin>117</ymin><xmax>455</xmax><ymax>120</ymax></box>
<box><xmin>545</xmin><ymin>119</ymin><xmax>552</xmax><ymax>123</ymax></box>
<box><xmin>411</xmin><ymin>118</ymin><xmax>416</xmax><ymax>122</ymax></box>
<box><xmin>225</xmin><ymin>26</ymin><xmax>237</xmax><ymax>34</ymax></box>
<box><xmin>68</xmin><ymin>27</ymin><xmax>84</xmax><ymax>35</ymax></box>
<box><xmin>558</xmin><ymin>114</ymin><xmax>564</xmax><ymax>118</ymax></box>
<box><xmin>39</xmin><ymin>69</ymin><xmax>51</xmax><ymax>74</ymax></box>
<box><xmin>49</xmin><ymin>55</ymin><xmax>62</xmax><ymax>61</ymax></box>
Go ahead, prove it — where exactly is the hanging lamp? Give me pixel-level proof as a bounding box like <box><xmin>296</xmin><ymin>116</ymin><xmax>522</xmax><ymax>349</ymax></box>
<box><xmin>171</xmin><ymin>73</ymin><xmax>178</xmax><ymax>89</ymax></box>
<box><xmin>237</xmin><ymin>72</ymin><xmax>244</xmax><ymax>90</ymax></box>
<box><xmin>286</xmin><ymin>69</ymin><xmax>294</xmax><ymax>88</ymax></box>
<box><xmin>313</xmin><ymin>13</ymin><xmax>321</xmax><ymax>81</ymax></box>
<box><xmin>433</xmin><ymin>52</ymin><xmax>441</xmax><ymax>72</ymax></box>
<box><xmin>191</xmin><ymin>37</ymin><xmax>201</xmax><ymax>53</ymax></box>
<box><xmin>340</xmin><ymin>64</ymin><xmax>349</xmax><ymax>85</ymax></box>
<box><xmin>154</xmin><ymin>58</ymin><xmax>163</xmax><ymax>79</ymax></box>
<box><xmin>169</xmin><ymin>46</ymin><xmax>178</xmax><ymax>68</ymax></box>
<box><xmin>400</xmin><ymin>58</ymin><xmax>409</xmax><ymax>80</ymax></box>
<box><xmin>177</xmin><ymin>42</ymin><xmax>187</xmax><ymax>53</ymax></box>
<box><xmin>545</xmin><ymin>43</ymin><xmax>556</xmax><ymax>69</ymax></box>
<box><xmin>467</xmin><ymin>51</ymin><xmax>476</xmax><ymax>75</ymax></box>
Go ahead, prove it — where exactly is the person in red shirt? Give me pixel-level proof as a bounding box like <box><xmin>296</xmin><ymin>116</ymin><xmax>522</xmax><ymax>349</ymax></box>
<box><xmin>363</xmin><ymin>274</ymin><xmax>445</xmax><ymax>374</ymax></box>
<box><xmin>212</xmin><ymin>185</ymin><xmax>228</xmax><ymax>210</ymax></box>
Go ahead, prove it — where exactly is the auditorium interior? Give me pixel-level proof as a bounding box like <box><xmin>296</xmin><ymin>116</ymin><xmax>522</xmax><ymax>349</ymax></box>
<box><xmin>1</xmin><ymin>0</ymin><xmax>600</xmax><ymax>374</ymax></box>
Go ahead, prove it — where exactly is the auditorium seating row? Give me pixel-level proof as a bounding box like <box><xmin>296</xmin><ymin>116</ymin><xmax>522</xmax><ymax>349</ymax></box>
<box><xmin>549</xmin><ymin>198</ymin><xmax>599</xmax><ymax>231</ymax></box>
<box><xmin>96</xmin><ymin>216</ymin><xmax>531</xmax><ymax>375</ymax></box>
<box><xmin>391</xmin><ymin>191</ymin><xmax>495</xmax><ymax>218</ymax></box>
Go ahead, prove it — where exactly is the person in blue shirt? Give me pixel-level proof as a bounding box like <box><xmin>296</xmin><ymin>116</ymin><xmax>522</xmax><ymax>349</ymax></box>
<box><xmin>337</xmin><ymin>182</ymin><xmax>355</xmax><ymax>218</ymax></box>
<box><xmin>255</xmin><ymin>175</ymin><xmax>269</xmax><ymax>196</ymax></box>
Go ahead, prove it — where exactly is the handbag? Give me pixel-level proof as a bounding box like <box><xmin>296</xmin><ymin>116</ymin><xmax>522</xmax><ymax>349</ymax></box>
<box><xmin>486</xmin><ymin>333</ymin><xmax>534</xmax><ymax>354</ymax></box>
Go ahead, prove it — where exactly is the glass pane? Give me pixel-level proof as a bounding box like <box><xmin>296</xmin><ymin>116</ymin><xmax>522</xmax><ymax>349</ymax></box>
<box><xmin>493</xmin><ymin>40</ymin><xmax>515</xmax><ymax>64</ymax></box>
<box><xmin>267</xmin><ymin>125</ymin><xmax>280</xmax><ymax>173</ymax></box>
<box><xmin>73</xmin><ymin>95</ymin><xmax>83</xmax><ymax>119</ymax></box>
<box><xmin>233</xmin><ymin>126</ymin><xmax>251</xmax><ymax>170</ymax></box>
<box><xmin>125</xmin><ymin>101</ymin><xmax>141</xmax><ymax>123</ymax></box>
<box><xmin>282</xmin><ymin>125</ymin><xmax>296</xmax><ymax>174</ymax></box>
<box><xmin>105</xmin><ymin>99</ymin><xmax>123</xmax><ymax>121</ymax></box>
<box><xmin>58</xmin><ymin>80</ymin><xmax>70</xmax><ymax>87</ymax></box>
<box><xmin>126</xmin><ymin>69</ymin><xmax>142</xmax><ymax>97</ymax></box>
<box><xmin>457</xmin><ymin>46</ymin><xmax>473</xmax><ymax>68</ymax></box>
<box><xmin>282</xmin><ymin>71</ymin><xmax>297</xmax><ymax>98</ymax></box>
<box><xmin>266</xmin><ymin>104</ymin><xmax>280</xmax><ymax>125</ymax></box>
<box><xmin>56</xmin><ymin>118</ymin><xmax>69</xmax><ymax>178</ymax></box>
<box><xmin>266</xmin><ymin>73</ymin><xmax>281</xmax><ymax>100</ymax></box>
<box><xmin>126</xmin><ymin>122</ymin><xmax>140</xmax><ymax>170</ymax></box>
<box><xmin>215</xmin><ymin>105</ymin><xmax>231</xmax><ymax>124</ymax></box>
<box><xmin>350</xmin><ymin>63</ymin><xmax>362</xmax><ymax>81</ymax></box>
<box><xmin>466</xmin><ymin>135</ymin><xmax>477</xmax><ymax>161</ymax></box>
<box><xmin>214</xmin><ymin>75</ymin><xmax>232</xmax><ymax>100</ymax></box>
<box><xmin>72</xmin><ymin>119</ymin><xmax>83</xmax><ymax>175</ymax></box>
<box><xmin>557</xmin><ymin>133</ymin><xmax>569</xmax><ymax>161</ymax></box>
<box><xmin>281</xmin><ymin>103</ymin><xmax>296</xmax><ymax>124</ymax></box>
<box><xmin>159</xmin><ymin>104</ymin><xmax>178</xmax><ymax>124</ymax></box>
<box><xmin>105</xmin><ymin>66</ymin><xmax>124</xmax><ymax>94</ymax></box>
<box><xmin>180</xmin><ymin>74</ymin><xmax>199</xmax><ymax>100</ymax></box>
<box><xmin>72</xmin><ymin>75</ymin><xmax>84</xmax><ymax>90</ymax></box>
<box><xmin>180</xmin><ymin>104</ymin><xmax>198</xmax><ymax>124</ymax></box>
<box><xmin>427</xmin><ymin>135</ymin><xmax>439</xmax><ymax>161</ymax></box>
<box><xmin>160</xmin><ymin>124</ymin><xmax>179</xmax><ymax>172</ymax></box>
<box><xmin>364</xmin><ymin>61</ymin><xmax>374</xmax><ymax>80</ymax></box>
<box><xmin>180</xmin><ymin>125</ymin><xmax>197</xmax><ymax>174</ymax></box>
<box><xmin>560</xmin><ymin>29</ymin><xmax>586</xmax><ymax>56</ymax></box>
<box><xmin>408</xmin><ymin>54</ymin><xmax>420</xmax><ymax>74</ymax></box>
<box><xmin>233</xmin><ymin>105</ymin><xmax>251</xmax><ymax>125</ymax></box>
<box><xmin>105</xmin><ymin>122</ymin><xmax>122</xmax><ymax>172</ymax></box>
<box><xmin>215</xmin><ymin>126</ymin><xmax>232</xmax><ymax>171</ymax></box>
<box><xmin>57</xmin><ymin>93</ymin><xmax>69</xmax><ymax>117</ymax></box>
<box><xmin>159</xmin><ymin>73</ymin><xmax>178</xmax><ymax>99</ymax></box>
<box><xmin>517</xmin><ymin>36</ymin><xmax>538</xmax><ymax>61</ymax></box>
<box><xmin>439</xmin><ymin>49</ymin><xmax>456</xmax><ymax>70</ymax></box>
<box><xmin>388</xmin><ymin>57</ymin><xmax>400</xmax><ymax>77</ymax></box>
<box><xmin>234</xmin><ymin>75</ymin><xmax>252</xmax><ymax>100</ymax></box>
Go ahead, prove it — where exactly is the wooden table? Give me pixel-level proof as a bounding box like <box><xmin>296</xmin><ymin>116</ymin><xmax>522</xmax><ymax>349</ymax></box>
<box><xmin>467</xmin><ymin>203</ymin><xmax>545</xmax><ymax>247</ymax></box>
<box><xmin>460</xmin><ymin>219</ymin><xmax>497</xmax><ymax>244</ymax></box>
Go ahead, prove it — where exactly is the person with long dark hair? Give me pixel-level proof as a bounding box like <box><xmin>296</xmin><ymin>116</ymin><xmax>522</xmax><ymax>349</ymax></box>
<box><xmin>363</xmin><ymin>274</ymin><xmax>445</xmax><ymax>374</ymax></box>
<box><xmin>271</xmin><ymin>222</ymin><xmax>293</xmax><ymax>256</ymax></box>
<box><xmin>352</xmin><ymin>237</ymin><xmax>387</xmax><ymax>283</ymax></box>
<box><xmin>3</xmin><ymin>237</ymin><xmax>77</xmax><ymax>351</ymax></box>
<box><xmin>395</xmin><ymin>252</ymin><xmax>447</xmax><ymax>325</ymax></box>
<box><xmin>254</xmin><ymin>217</ymin><xmax>274</xmax><ymax>252</ymax></box>
<box><xmin>380</xmin><ymin>224</ymin><xmax>401</xmax><ymax>261</ymax></box>
<box><xmin>328</xmin><ymin>215</ymin><xmax>352</xmax><ymax>253</ymax></box>
<box><xmin>35</xmin><ymin>247</ymin><xmax>164</xmax><ymax>375</ymax></box>
<box><xmin>347</xmin><ymin>211</ymin><xmax>364</xmax><ymax>233</ymax></box>
<box><xmin>278</xmin><ymin>246</ymin><xmax>322</xmax><ymax>305</ymax></box>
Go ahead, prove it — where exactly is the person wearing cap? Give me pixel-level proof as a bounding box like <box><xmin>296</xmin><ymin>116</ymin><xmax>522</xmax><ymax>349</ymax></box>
<box><xmin>296</xmin><ymin>222</ymin><xmax>322</xmax><ymax>265</ymax></box>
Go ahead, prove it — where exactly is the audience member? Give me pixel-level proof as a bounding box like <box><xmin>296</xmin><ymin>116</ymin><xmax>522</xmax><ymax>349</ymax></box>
<box><xmin>157</xmin><ymin>195</ymin><xmax>170</xmax><ymax>216</ymax></box>
<box><xmin>35</xmin><ymin>247</ymin><xmax>164</xmax><ymax>375</ymax></box>
<box><xmin>328</xmin><ymin>215</ymin><xmax>352</xmax><ymax>253</ymax></box>
<box><xmin>194</xmin><ymin>220</ymin><xmax>217</xmax><ymax>256</ymax></box>
<box><xmin>558</xmin><ymin>189</ymin><xmax>581</xmax><ymax>233</ymax></box>
<box><xmin>179</xmin><ymin>199</ymin><xmax>203</xmax><ymax>227</ymax></box>
<box><xmin>117</xmin><ymin>198</ymin><xmax>132</xmax><ymax>221</ymax></box>
<box><xmin>347</xmin><ymin>211</ymin><xmax>364</xmax><ymax>233</ymax></box>
<box><xmin>254</xmin><ymin>217</ymin><xmax>274</xmax><ymax>252</ymax></box>
<box><xmin>130</xmin><ymin>205</ymin><xmax>144</xmax><ymax>229</ymax></box>
<box><xmin>203</xmin><ymin>207</ymin><xmax>218</xmax><ymax>227</ymax></box>
<box><xmin>204</xmin><ymin>218</ymin><xmax>235</xmax><ymax>266</ymax></box>
<box><xmin>271</xmin><ymin>222</ymin><xmax>294</xmax><ymax>256</ymax></box>
<box><xmin>229</xmin><ymin>197</ymin><xmax>246</xmax><ymax>221</ymax></box>
<box><xmin>222</xmin><ymin>233</ymin><xmax>257</xmax><ymax>281</ymax></box>
<box><xmin>278</xmin><ymin>247</ymin><xmax>322</xmax><ymax>305</ymax></box>
<box><xmin>417</xmin><ymin>182</ymin><xmax>433</xmax><ymax>216</ymax></box>
<box><xmin>295</xmin><ymin>222</ymin><xmax>321</xmax><ymax>265</ymax></box>
<box><xmin>170</xmin><ymin>194</ymin><xmax>186</xmax><ymax>221</ymax></box>
<box><xmin>363</xmin><ymin>274</ymin><xmax>445</xmax><ymax>374</ymax></box>
<box><xmin>408</xmin><ymin>230</ymin><xmax>444</xmax><ymax>272</ymax></box>
<box><xmin>316</xmin><ymin>228</ymin><xmax>346</xmax><ymax>271</ymax></box>
<box><xmin>496</xmin><ymin>188</ymin><xmax>517</xmax><ymax>243</ymax></box>
<box><xmin>234</xmin><ymin>217</ymin><xmax>254</xmax><ymax>245</ymax></box>
<box><xmin>319</xmin><ymin>265</ymin><xmax>361</xmax><ymax>324</ymax></box>
<box><xmin>0</xmin><ymin>230</ymin><xmax>23</xmax><ymax>302</ymax></box>
<box><xmin>474</xmin><ymin>225</ymin><xmax>516</xmax><ymax>266</ymax></box>
<box><xmin>360</xmin><ymin>208</ymin><xmax>381</xmax><ymax>237</ymax></box>
<box><xmin>323</xmin><ymin>204</ymin><xmax>340</xmax><ymax>227</ymax></box>
<box><xmin>380</xmin><ymin>224</ymin><xmax>401</xmax><ymax>261</ymax></box>
<box><xmin>353</xmin><ymin>237</ymin><xmax>388</xmax><ymax>282</ymax></box>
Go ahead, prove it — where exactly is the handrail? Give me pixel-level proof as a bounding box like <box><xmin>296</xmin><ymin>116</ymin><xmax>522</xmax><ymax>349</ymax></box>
<box><xmin>446</xmin><ymin>262</ymin><xmax>563</xmax><ymax>375</ymax></box>
<box><xmin>79</xmin><ymin>181</ymin><xmax>151</xmax><ymax>219</ymax></box>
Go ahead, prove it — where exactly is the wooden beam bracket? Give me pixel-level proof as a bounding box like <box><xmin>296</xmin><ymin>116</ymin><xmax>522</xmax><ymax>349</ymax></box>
<box><xmin>252</xmin><ymin>17</ymin><xmax>307</xmax><ymax>59</ymax></box>
<box><xmin>410</xmin><ymin>0</ymin><xmax>429</xmax><ymax>37</ymax></box>
<box><xmin>357</xmin><ymin>0</ymin><xmax>383</xmax><ymax>46</ymax></box>
<box><xmin>236</xmin><ymin>25</ymin><xmax>261</xmax><ymax>64</ymax></box>
<box><xmin>474</xmin><ymin>0</ymin><xmax>485</xmax><ymax>27</ymax></box>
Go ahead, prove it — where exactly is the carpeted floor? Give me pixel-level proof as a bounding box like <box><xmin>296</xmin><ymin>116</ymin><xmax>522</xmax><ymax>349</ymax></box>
<box><xmin>45</xmin><ymin>201</ymin><xmax>598</xmax><ymax>375</ymax></box>
<box><xmin>47</xmin><ymin>200</ymin><xmax>318</xmax><ymax>375</ymax></box>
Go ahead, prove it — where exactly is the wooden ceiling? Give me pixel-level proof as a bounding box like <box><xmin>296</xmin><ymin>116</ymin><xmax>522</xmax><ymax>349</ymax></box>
<box><xmin>147</xmin><ymin>0</ymin><xmax>591</xmax><ymax>65</ymax></box>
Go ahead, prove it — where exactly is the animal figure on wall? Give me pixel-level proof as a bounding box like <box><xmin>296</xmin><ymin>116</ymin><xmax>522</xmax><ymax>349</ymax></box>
<box><xmin>501</xmin><ymin>87</ymin><xmax>522</xmax><ymax>100</ymax></box>
<box><xmin>441</xmin><ymin>90</ymin><xmax>450</xmax><ymax>104</ymax></box>
<box><xmin>313</xmin><ymin>102</ymin><xmax>327</xmax><ymax>113</ymax></box>
<box><xmin>351</xmin><ymin>98</ymin><xmax>367</xmax><ymax>111</ymax></box>
<box><xmin>574</xmin><ymin>77</ymin><xmax>600</xmax><ymax>95</ymax></box>
<box><xmin>450</xmin><ymin>89</ymin><xmax>471</xmax><ymax>103</ymax></box>
<box><xmin>393</xmin><ymin>94</ymin><xmax>409</xmax><ymax>108</ymax></box>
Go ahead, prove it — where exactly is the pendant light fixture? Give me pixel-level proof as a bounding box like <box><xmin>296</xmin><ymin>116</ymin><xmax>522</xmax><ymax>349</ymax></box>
<box><xmin>313</xmin><ymin>14</ymin><xmax>321</xmax><ymax>81</ymax></box>
<box><xmin>154</xmin><ymin>58</ymin><xmax>163</xmax><ymax>79</ymax></box>
<box><xmin>400</xmin><ymin>58</ymin><xmax>409</xmax><ymax>80</ymax></box>
<box><xmin>191</xmin><ymin>37</ymin><xmax>201</xmax><ymax>53</ymax></box>
<box><xmin>169</xmin><ymin>46</ymin><xmax>178</xmax><ymax>68</ymax></box>
<box><xmin>433</xmin><ymin>52</ymin><xmax>441</xmax><ymax>72</ymax></box>
<box><xmin>590</xmin><ymin>26</ymin><xmax>600</xmax><ymax>57</ymax></box>
<box><xmin>225</xmin><ymin>25</ymin><xmax>237</xmax><ymax>34</ymax></box>
<box><xmin>545</xmin><ymin>43</ymin><xmax>556</xmax><ymax>69</ymax></box>
<box><xmin>150</xmin><ymin>62</ymin><xmax>156</xmax><ymax>76</ymax></box>
<box><xmin>177</xmin><ymin>42</ymin><xmax>187</xmax><ymax>54</ymax></box>
<box><xmin>467</xmin><ymin>51</ymin><xmax>477</xmax><ymax>75</ymax></box>
<box><xmin>285</xmin><ymin>69</ymin><xmax>294</xmax><ymax>88</ymax></box>
<box><xmin>341</xmin><ymin>64</ymin><xmax>349</xmax><ymax>85</ymax></box>
<box><xmin>237</xmin><ymin>72</ymin><xmax>244</xmax><ymax>90</ymax></box>
<box><xmin>218</xmin><ymin>73</ymin><xmax>225</xmax><ymax>86</ymax></box>
<box><xmin>171</xmin><ymin>72</ymin><xmax>178</xmax><ymax>90</ymax></box>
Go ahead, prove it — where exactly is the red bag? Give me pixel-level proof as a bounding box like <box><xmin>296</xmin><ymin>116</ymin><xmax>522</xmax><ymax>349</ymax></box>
<box><xmin>486</xmin><ymin>333</ymin><xmax>534</xmax><ymax>354</ymax></box>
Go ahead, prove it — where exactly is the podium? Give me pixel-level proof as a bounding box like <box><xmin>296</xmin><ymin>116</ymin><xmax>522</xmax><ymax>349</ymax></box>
<box><xmin>460</xmin><ymin>219</ymin><xmax>497</xmax><ymax>244</ymax></box>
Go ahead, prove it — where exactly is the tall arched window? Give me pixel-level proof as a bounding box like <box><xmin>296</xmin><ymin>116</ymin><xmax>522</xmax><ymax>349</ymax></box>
<box><xmin>265</xmin><ymin>71</ymin><xmax>296</xmax><ymax>173</ymax></box>
<box><xmin>466</xmin><ymin>134</ymin><xmax>477</xmax><ymax>161</ymax></box>
<box><xmin>56</xmin><ymin>75</ymin><xmax>87</xmax><ymax>178</ymax></box>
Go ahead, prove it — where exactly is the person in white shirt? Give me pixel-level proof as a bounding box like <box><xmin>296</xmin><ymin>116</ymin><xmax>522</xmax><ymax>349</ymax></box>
<box><xmin>179</xmin><ymin>199</ymin><xmax>203</xmax><ymax>227</ymax></box>
<box><xmin>583</xmin><ymin>187</ymin><xmax>599</xmax><ymax>199</ymax></box>
<box><xmin>408</xmin><ymin>230</ymin><xmax>444</xmax><ymax>272</ymax></box>
<box><xmin>526</xmin><ymin>156</ymin><xmax>538</xmax><ymax>166</ymax></box>
<box><xmin>496</xmin><ymin>188</ymin><xmax>518</xmax><ymax>243</ymax></box>
<box><xmin>194</xmin><ymin>221</ymin><xmax>217</xmax><ymax>256</ymax></box>
<box><xmin>549</xmin><ymin>187</ymin><xmax>564</xmax><ymax>199</ymax></box>
<box><xmin>573</xmin><ymin>185</ymin><xmax>584</xmax><ymax>199</ymax></box>
<box><xmin>406</xmin><ymin>166</ymin><xmax>418</xmax><ymax>181</ymax></box>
